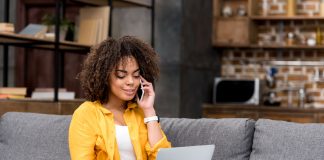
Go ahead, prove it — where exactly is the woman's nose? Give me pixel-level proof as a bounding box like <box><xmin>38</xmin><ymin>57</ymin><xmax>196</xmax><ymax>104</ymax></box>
<box><xmin>126</xmin><ymin>76</ymin><xmax>134</xmax><ymax>85</ymax></box>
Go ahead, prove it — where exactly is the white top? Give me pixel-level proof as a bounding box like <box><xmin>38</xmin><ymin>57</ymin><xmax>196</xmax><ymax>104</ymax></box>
<box><xmin>115</xmin><ymin>125</ymin><xmax>136</xmax><ymax>160</ymax></box>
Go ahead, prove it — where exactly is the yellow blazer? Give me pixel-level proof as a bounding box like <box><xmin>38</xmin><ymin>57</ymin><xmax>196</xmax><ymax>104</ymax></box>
<box><xmin>69</xmin><ymin>101</ymin><xmax>171</xmax><ymax>160</ymax></box>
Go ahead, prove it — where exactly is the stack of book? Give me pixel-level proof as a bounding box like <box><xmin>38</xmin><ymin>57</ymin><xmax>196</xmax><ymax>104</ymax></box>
<box><xmin>77</xmin><ymin>6</ymin><xmax>110</xmax><ymax>45</ymax></box>
<box><xmin>31</xmin><ymin>88</ymin><xmax>75</xmax><ymax>100</ymax></box>
<box><xmin>0</xmin><ymin>87</ymin><xmax>27</xmax><ymax>99</ymax></box>
<box><xmin>0</xmin><ymin>23</ymin><xmax>14</xmax><ymax>33</ymax></box>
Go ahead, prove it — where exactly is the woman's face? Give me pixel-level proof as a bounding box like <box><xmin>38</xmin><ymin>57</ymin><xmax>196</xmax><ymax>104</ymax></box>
<box><xmin>108</xmin><ymin>56</ymin><xmax>141</xmax><ymax>102</ymax></box>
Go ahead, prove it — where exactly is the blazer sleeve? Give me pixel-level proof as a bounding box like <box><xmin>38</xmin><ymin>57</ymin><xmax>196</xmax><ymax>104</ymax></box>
<box><xmin>69</xmin><ymin>109</ymin><xmax>97</xmax><ymax>160</ymax></box>
<box><xmin>144</xmin><ymin>130</ymin><xmax>172</xmax><ymax>160</ymax></box>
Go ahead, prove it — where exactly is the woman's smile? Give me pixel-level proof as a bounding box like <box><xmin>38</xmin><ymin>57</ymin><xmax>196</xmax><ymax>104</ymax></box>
<box><xmin>122</xmin><ymin>88</ymin><xmax>136</xmax><ymax>96</ymax></box>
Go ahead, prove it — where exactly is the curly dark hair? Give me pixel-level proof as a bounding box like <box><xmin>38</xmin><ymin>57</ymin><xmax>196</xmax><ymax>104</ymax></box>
<box><xmin>79</xmin><ymin>36</ymin><xmax>160</xmax><ymax>104</ymax></box>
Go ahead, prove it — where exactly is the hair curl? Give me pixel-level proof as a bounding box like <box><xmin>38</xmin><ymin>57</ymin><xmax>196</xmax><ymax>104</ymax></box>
<box><xmin>79</xmin><ymin>36</ymin><xmax>159</xmax><ymax>104</ymax></box>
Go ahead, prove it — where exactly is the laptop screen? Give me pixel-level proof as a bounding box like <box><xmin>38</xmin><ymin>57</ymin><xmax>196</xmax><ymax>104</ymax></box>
<box><xmin>157</xmin><ymin>144</ymin><xmax>215</xmax><ymax>160</ymax></box>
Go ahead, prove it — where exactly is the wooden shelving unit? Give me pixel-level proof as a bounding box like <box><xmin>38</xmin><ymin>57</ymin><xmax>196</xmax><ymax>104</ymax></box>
<box><xmin>71</xmin><ymin>0</ymin><xmax>152</xmax><ymax>8</ymax></box>
<box><xmin>0</xmin><ymin>32</ymin><xmax>91</xmax><ymax>52</ymax></box>
<box><xmin>0</xmin><ymin>98</ymin><xmax>84</xmax><ymax>116</ymax></box>
<box><xmin>211</xmin><ymin>0</ymin><xmax>324</xmax><ymax>117</ymax></box>
<box><xmin>0</xmin><ymin>0</ymin><xmax>155</xmax><ymax>114</ymax></box>
<box><xmin>214</xmin><ymin>43</ymin><xmax>324</xmax><ymax>49</ymax></box>
<box><xmin>250</xmin><ymin>16</ymin><xmax>324</xmax><ymax>20</ymax></box>
<box><xmin>213</xmin><ymin>0</ymin><xmax>324</xmax><ymax>49</ymax></box>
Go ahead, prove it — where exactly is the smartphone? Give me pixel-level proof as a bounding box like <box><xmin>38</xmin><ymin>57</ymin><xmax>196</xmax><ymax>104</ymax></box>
<box><xmin>137</xmin><ymin>79</ymin><xmax>144</xmax><ymax>101</ymax></box>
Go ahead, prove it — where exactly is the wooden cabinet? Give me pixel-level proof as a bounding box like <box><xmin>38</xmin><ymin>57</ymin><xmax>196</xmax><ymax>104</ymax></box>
<box><xmin>213</xmin><ymin>0</ymin><xmax>251</xmax><ymax>46</ymax></box>
<box><xmin>213</xmin><ymin>0</ymin><xmax>324</xmax><ymax>49</ymax></box>
<box><xmin>203</xmin><ymin>103</ymin><xmax>324</xmax><ymax>123</ymax></box>
<box><xmin>0</xmin><ymin>99</ymin><xmax>83</xmax><ymax>116</ymax></box>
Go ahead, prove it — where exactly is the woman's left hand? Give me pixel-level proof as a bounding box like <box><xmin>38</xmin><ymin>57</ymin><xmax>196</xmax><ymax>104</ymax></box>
<box><xmin>136</xmin><ymin>76</ymin><xmax>155</xmax><ymax>113</ymax></box>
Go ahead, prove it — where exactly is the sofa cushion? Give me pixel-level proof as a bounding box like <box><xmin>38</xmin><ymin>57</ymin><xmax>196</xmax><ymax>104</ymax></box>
<box><xmin>0</xmin><ymin>112</ymin><xmax>72</xmax><ymax>160</ymax></box>
<box><xmin>250</xmin><ymin>119</ymin><xmax>324</xmax><ymax>160</ymax></box>
<box><xmin>160</xmin><ymin>118</ymin><xmax>255</xmax><ymax>160</ymax></box>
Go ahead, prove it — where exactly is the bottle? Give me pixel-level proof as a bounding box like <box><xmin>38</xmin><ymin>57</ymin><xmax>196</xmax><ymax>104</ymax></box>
<box><xmin>287</xmin><ymin>0</ymin><xmax>296</xmax><ymax>16</ymax></box>
<box><xmin>316</xmin><ymin>25</ymin><xmax>321</xmax><ymax>45</ymax></box>
<box><xmin>320</xmin><ymin>0</ymin><xmax>324</xmax><ymax>17</ymax></box>
<box><xmin>287</xmin><ymin>32</ymin><xmax>294</xmax><ymax>45</ymax></box>
<box><xmin>298</xmin><ymin>88</ymin><xmax>306</xmax><ymax>108</ymax></box>
<box><xmin>261</xmin><ymin>0</ymin><xmax>268</xmax><ymax>16</ymax></box>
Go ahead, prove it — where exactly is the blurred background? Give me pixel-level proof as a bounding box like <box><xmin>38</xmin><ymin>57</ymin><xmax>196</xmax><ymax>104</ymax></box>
<box><xmin>1</xmin><ymin>0</ymin><xmax>324</xmax><ymax>122</ymax></box>
<box><xmin>0</xmin><ymin>0</ymin><xmax>217</xmax><ymax>118</ymax></box>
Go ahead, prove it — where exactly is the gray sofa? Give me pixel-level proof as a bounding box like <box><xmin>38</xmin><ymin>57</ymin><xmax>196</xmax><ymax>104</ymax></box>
<box><xmin>1</xmin><ymin>112</ymin><xmax>324</xmax><ymax>160</ymax></box>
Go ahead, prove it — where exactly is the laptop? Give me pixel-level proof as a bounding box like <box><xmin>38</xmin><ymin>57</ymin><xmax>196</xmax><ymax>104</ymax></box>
<box><xmin>156</xmin><ymin>144</ymin><xmax>215</xmax><ymax>160</ymax></box>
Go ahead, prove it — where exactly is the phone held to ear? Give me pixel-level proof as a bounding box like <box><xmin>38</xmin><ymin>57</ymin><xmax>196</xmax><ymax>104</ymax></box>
<box><xmin>137</xmin><ymin>79</ymin><xmax>144</xmax><ymax>101</ymax></box>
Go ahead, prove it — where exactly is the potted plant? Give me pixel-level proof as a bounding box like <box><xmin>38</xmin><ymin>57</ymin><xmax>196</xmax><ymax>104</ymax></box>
<box><xmin>41</xmin><ymin>14</ymin><xmax>74</xmax><ymax>41</ymax></box>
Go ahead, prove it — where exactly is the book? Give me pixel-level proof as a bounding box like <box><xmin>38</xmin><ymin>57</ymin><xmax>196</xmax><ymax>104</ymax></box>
<box><xmin>34</xmin><ymin>87</ymin><xmax>67</xmax><ymax>92</ymax></box>
<box><xmin>18</xmin><ymin>24</ymin><xmax>47</xmax><ymax>38</ymax></box>
<box><xmin>0</xmin><ymin>94</ymin><xmax>25</xmax><ymax>99</ymax></box>
<box><xmin>0</xmin><ymin>23</ymin><xmax>14</xmax><ymax>33</ymax></box>
<box><xmin>31</xmin><ymin>88</ymin><xmax>74</xmax><ymax>100</ymax></box>
<box><xmin>78</xmin><ymin>6</ymin><xmax>110</xmax><ymax>45</ymax></box>
<box><xmin>31</xmin><ymin>91</ymin><xmax>75</xmax><ymax>100</ymax></box>
<box><xmin>0</xmin><ymin>87</ymin><xmax>27</xmax><ymax>96</ymax></box>
<box><xmin>77</xmin><ymin>19</ymin><xmax>100</xmax><ymax>45</ymax></box>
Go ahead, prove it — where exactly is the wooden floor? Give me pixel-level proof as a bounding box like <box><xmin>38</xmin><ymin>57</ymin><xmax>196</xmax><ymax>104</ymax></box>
<box><xmin>0</xmin><ymin>99</ymin><xmax>84</xmax><ymax>116</ymax></box>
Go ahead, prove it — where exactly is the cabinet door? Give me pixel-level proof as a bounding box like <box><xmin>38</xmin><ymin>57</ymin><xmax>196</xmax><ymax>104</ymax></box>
<box><xmin>213</xmin><ymin>18</ymin><xmax>250</xmax><ymax>45</ymax></box>
<box><xmin>0</xmin><ymin>101</ymin><xmax>26</xmax><ymax>116</ymax></box>
<box><xmin>317</xmin><ymin>114</ymin><xmax>324</xmax><ymax>123</ymax></box>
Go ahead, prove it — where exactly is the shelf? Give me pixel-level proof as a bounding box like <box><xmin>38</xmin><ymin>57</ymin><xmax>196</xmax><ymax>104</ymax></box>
<box><xmin>214</xmin><ymin>43</ymin><xmax>324</xmax><ymax>49</ymax></box>
<box><xmin>0</xmin><ymin>32</ymin><xmax>91</xmax><ymax>52</ymax></box>
<box><xmin>0</xmin><ymin>98</ymin><xmax>85</xmax><ymax>103</ymax></box>
<box><xmin>203</xmin><ymin>104</ymin><xmax>324</xmax><ymax>123</ymax></box>
<box><xmin>269</xmin><ymin>60</ymin><xmax>324</xmax><ymax>66</ymax></box>
<box><xmin>71</xmin><ymin>0</ymin><xmax>152</xmax><ymax>8</ymax></box>
<box><xmin>215</xmin><ymin>16</ymin><xmax>249</xmax><ymax>20</ymax></box>
<box><xmin>203</xmin><ymin>103</ymin><xmax>324</xmax><ymax>112</ymax></box>
<box><xmin>0</xmin><ymin>99</ymin><xmax>84</xmax><ymax>116</ymax></box>
<box><xmin>250</xmin><ymin>16</ymin><xmax>324</xmax><ymax>20</ymax></box>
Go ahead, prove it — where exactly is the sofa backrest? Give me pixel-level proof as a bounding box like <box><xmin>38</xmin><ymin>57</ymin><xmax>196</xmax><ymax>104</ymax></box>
<box><xmin>160</xmin><ymin>118</ymin><xmax>255</xmax><ymax>160</ymax></box>
<box><xmin>0</xmin><ymin>112</ymin><xmax>256</xmax><ymax>160</ymax></box>
<box><xmin>250</xmin><ymin>119</ymin><xmax>324</xmax><ymax>160</ymax></box>
<box><xmin>0</xmin><ymin>112</ymin><xmax>72</xmax><ymax>160</ymax></box>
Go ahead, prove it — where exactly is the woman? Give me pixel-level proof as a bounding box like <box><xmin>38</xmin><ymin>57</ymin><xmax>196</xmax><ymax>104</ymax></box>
<box><xmin>69</xmin><ymin>36</ymin><xmax>171</xmax><ymax>160</ymax></box>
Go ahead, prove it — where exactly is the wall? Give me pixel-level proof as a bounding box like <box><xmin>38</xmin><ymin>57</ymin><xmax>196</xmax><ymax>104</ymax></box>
<box><xmin>222</xmin><ymin>49</ymin><xmax>324</xmax><ymax>108</ymax></box>
<box><xmin>154</xmin><ymin>0</ymin><xmax>182</xmax><ymax>117</ymax></box>
<box><xmin>180</xmin><ymin>0</ymin><xmax>220</xmax><ymax>117</ymax></box>
<box><xmin>112</xmin><ymin>7</ymin><xmax>152</xmax><ymax>43</ymax></box>
<box><xmin>115</xmin><ymin>0</ymin><xmax>220</xmax><ymax>118</ymax></box>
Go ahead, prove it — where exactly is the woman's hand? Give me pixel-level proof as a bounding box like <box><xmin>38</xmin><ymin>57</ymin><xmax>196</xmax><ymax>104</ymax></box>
<box><xmin>136</xmin><ymin>76</ymin><xmax>156</xmax><ymax>117</ymax></box>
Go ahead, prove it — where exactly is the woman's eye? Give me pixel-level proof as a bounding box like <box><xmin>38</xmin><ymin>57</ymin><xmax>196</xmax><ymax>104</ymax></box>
<box><xmin>133</xmin><ymin>74</ymin><xmax>140</xmax><ymax>78</ymax></box>
<box><xmin>116</xmin><ymin>74</ymin><xmax>125</xmax><ymax>79</ymax></box>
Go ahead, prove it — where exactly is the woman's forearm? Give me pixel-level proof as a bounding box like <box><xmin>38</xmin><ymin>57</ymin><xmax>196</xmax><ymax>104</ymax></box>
<box><xmin>143</xmin><ymin>108</ymin><xmax>163</xmax><ymax>147</ymax></box>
